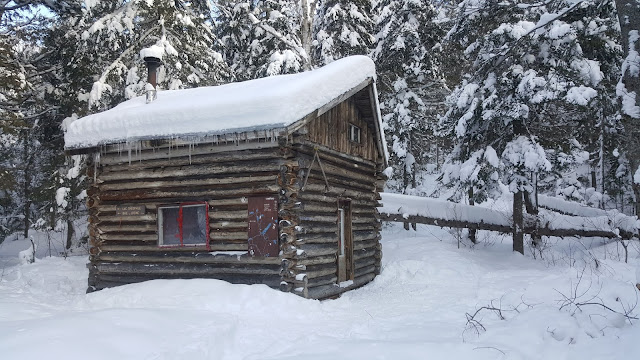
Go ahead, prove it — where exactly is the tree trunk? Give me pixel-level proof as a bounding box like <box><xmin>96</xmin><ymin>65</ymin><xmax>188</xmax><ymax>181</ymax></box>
<box><xmin>615</xmin><ymin>0</ymin><xmax>640</xmax><ymax>102</ymax></box>
<box><xmin>468</xmin><ymin>187</ymin><xmax>476</xmax><ymax>243</ymax></box>
<box><xmin>633</xmin><ymin>183</ymin><xmax>640</xmax><ymax>216</ymax></box>
<box><xmin>524</xmin><ymin>184</ymin><xmax>540</xmax><ymax>248</ymax></box>
<box><xmin>66</xmin><ymin>218</ymin><xmax>74</xmax><ymax>250</ymax></box>
<box><xmin>22</xmin><ymin>130</ymin><xmax>31</xmax><ymax>239</ymax></box>
<box><xmin>300</xmin><ymin>0</ymin><xmax>316</xmax><ymax>69</ymax></box>
<box><xmin>513</xmin><ymin>191</ymin><xmax>524</xmax><ymax>254</ymax></box>
<box><xmin>411</xmin><ymin>166</ymin><xmax>417</xmax><ymax>231</ymax></box>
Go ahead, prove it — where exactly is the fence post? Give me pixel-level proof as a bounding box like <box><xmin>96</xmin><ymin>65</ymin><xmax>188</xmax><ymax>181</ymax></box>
<box><xmin>513</xmin><ymin>191</ymin><xmax>524</xmax><ymax>254</ymax></box>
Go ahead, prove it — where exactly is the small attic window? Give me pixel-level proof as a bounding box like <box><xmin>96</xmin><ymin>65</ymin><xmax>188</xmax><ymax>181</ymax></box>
<box><xmin>349</xmin><ymin>124</ymin><xmax>361</xmax><ymax>144</ymax></box>
<box><xmin>158</xmin><ymin>202</ymin><xmax>209</xmax><ymax>247</ymax></box>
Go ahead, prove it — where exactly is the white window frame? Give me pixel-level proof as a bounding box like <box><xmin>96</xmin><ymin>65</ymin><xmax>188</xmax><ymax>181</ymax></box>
<box><xmin>349</xmin><ymin>123</ymin><xmax>361</xmax><ymax>144</ymax></box>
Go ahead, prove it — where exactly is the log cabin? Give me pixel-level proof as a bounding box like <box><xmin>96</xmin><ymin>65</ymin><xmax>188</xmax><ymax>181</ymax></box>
<box><xmin>64</xmin><ymin>55</ymin><xmax>388</xmax><ymax>299</ymax></box>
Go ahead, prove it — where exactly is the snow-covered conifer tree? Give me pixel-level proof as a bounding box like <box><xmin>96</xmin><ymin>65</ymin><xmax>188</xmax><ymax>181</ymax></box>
<box><xmin>217</xmin><ymin>0</ymin><xmax>309</xmax><ymax>79</ymax></box>
<box><xmin>372</xmin><ymin>0</ymin><xmax>446</xmax><ymax>194</ymax></box>
<box><xmin>614</xmin><ymin>0</ymin><xmax>640</xmax><ymax>214</ymax></box>
<box><xmin>312</xmin><ymin>0</ymin><xmax>374</xmax><ymax>66</ymax></box>
<box><xmin>74</xmin><ymin>0</ymin><xmax>232</xmax><ymax>111</ymax></box>
<box><xmin>441</xmin><ymin>0</ymin><xmax>626</xmax><ymax>250</ymax></box>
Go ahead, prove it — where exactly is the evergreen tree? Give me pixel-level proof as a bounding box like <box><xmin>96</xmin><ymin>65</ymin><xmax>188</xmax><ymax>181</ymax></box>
<box><xmin>372</xmin><ymin>0</ymin><xmax>446</xmax><ymax>195</ymax></box>
<box><xmin>614</xmin><ymin>0</ymin><xmax>640</xmax><ymax>214</ymax></box>
<box><xmin>441</xmin><ymin>0</ymin><xmax>628</xmax><ymax>250</ymax></box>
<box><xmin>73</xmin><ymin>0</ymin><xmax>232</xmax><ymax>111</ymax></box>
<box><xmin>0</xmin><ymin>2</ymin><xmax>68</xmax><ymax>241</ymax></box>
<box><xmin>312</xmin><ymin>0</ymin><xmax>374</xmax><ymax>66</ymax></box>
<box><xmin>441</xmin><ymin>0</ymin><xmax>617</xmax><ymax>200</ymax></box>
<box><xmin>217</xmin><ymin>0</ymin><xmax>309</xmax><ymax>80</ymax></box>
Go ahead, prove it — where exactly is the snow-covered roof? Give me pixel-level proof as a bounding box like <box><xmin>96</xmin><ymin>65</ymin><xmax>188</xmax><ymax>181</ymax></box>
<box><xmin>64</xmin><ymin>55</ymin><xmax>387</xmax><ymax>163</ymax></box>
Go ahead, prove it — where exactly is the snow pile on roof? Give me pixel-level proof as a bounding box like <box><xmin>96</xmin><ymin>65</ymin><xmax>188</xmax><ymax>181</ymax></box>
<box><xmin>64</xmin><ymin>56</ymin><xmax>378</xmax><ymax>150</ymax></box>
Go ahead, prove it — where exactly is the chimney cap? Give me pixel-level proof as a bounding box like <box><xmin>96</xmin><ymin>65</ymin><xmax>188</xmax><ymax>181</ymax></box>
<box><xmin>140</xmin><ymin>45</ymin><xmax>164</xmax><ymax>61</ymax></box>
<box><xmin>143</xmin><ymin>56</ymin><xmax>162</xmax><ymax>64</ymax></box>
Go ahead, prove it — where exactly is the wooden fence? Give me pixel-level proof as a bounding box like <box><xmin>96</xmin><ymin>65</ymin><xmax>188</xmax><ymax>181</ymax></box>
<box><xmin>378</xmin><ymin>193</ymin><xmax>639</xmax><ymax>253</ymax></box>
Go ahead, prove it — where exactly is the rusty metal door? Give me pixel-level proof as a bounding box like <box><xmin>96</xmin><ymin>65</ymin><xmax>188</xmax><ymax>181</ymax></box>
<box><xmin>248</xmin><ymin>196</ymin><xmax>279</xmax><ymax>257</ymax></box>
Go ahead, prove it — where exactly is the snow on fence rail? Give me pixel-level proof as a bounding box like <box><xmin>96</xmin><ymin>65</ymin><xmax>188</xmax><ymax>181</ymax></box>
<box><xmin>378</xmin><ymin>193</ymin><xmax>513</xmax><ymax>233</ymax></box>
<box><xmin>537</xmin><ymin>195</ymin><xmax>639</xmax><ymax>238</ymax></box>
<box><xmin>378</xmin><ymin>193</ymin><xmax>640</xmax><ymax>240</ymax></box>
<box><xmin>538</xmin><ymin>195</ymin><xmax>609</xmax><ymax>217</ymax></box>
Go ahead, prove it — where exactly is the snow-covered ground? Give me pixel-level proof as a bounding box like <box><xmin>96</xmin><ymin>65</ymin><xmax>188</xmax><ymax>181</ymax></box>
<box><xmin>1</xmin><ymin>224</ymin><xmax>639</xmax><ymax>359</ymax></box>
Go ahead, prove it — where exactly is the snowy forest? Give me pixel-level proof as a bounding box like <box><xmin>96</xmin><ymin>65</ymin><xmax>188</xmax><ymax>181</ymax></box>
<box><xmin>0</xmin><ymin>0</ymin><xmax>639</xmax><ymax>248</ymax></box>
<box><xmin>2</xmin><ymin>1</ymin><xmax>640</xmax><ymax>359</ymax></box>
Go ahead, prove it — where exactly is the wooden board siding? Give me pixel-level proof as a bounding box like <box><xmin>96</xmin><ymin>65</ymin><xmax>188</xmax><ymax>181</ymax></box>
<box><xmin>86</xmin><ymin>143</ymin><xmax>285</xmax><ymax>291</ymax></box>
<box><xmin>281</xmin><ymin>142</ymin><xmax>383</xmax><ymax>299</ymax></box>
<box><xmin>306</xmin><ymin>98</ymin><xmax>377</xmax><ymax>162</ymax></box>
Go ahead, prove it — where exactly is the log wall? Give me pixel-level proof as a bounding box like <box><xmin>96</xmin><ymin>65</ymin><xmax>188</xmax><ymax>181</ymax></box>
<box><xmin>280</xmin><ymin>140</ymin><xmax>384</xmax><ymax>299</ymax></box>
<box><xmin>87</xmin><ymin>141</ymin><xmax>285</xmax><ymax>291</ymax></box>
<box><xmin>85</xmin><ymin>96</ymin><xmax>386</xmax><ymax>299</ymax></box>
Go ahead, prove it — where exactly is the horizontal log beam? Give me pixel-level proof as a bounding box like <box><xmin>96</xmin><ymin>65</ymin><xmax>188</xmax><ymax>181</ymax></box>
<box><xmin>96</xmin><ymin>185</ymin><xmax>280</xmax><ymax>202</ymax></box>
<box><xmin>293</xmin><ymin>141</ymin><xmax>376</xmax><ymax>169</ymax></box>
<box><xmin>94</xmin><ymin>262</ymin><xmax>281</xmax><ymax>276</ymax></box>
<box><xmin>94</xmin><ymin>254</ymin><xmax>282</xmax><ymax>266</ymax></box>
<box><xmin>304</xmin><ymin>272</ymin><xmax>376</xmax><ymax>299</ymax></box>
<box><xmin>101</xmin><ymin>148</ymin><xmax>282</xmax><ymax>171</ymax></box>
<box><xmin>98</xmin><ymin>243</ymin><xmax>248</xmax><ymax>252</ymax></box>
<box><xmin>99</xmin><ymin>174</ymin><xmax>277</xmax><ymax>192</ymax></box>
<box><xmin>90</xmin><ymin>273</ymin><xmax>282</xmax><ymax>290</ymax></box>
<box><xmin>99</xmin><ymin>141</ymin><xmax>280</xmax><ymax>165</ymax></box>
<box><xmin>99</xmin><ymin>161</ymin><xmax>282</xmax><ymax>182</ymax></box>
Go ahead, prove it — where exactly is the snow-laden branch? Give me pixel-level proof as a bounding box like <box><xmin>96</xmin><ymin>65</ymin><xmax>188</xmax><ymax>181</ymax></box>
<box><xmin>88</xmin><ymin>25</ymin><xmax>160</xmax><ymax>108</ymax></box>
<box><xmin>477</xmin><ymin>1</ymin><xmax>585</xmax><ymax>78</ymax></box>
<box><xmin>247</xmin><ymin>12</ymin><xmax>309</xmax><ymax>65</ymax></box>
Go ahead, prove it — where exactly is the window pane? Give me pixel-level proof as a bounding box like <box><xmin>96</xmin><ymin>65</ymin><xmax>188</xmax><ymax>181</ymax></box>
<box><xmin>182</xmin><ymin>205</ymin><xmax>208</xmax><ymax>245</ymax></box>
<box><xmin>160</xmin><ymin>207</ymin><xmax>180</xmax><ymax>245</ymax></box>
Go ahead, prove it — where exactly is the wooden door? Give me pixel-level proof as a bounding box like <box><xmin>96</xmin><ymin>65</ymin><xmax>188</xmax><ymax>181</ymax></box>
<box><xmin>248</xmin><ymin>196</ymin><xmax>279</xmax><ymax>257</ymax></box>
<box><xmin>337</xmin><ymin>199</ymin><xmax>353</xmax><ymax>282</ymax></box>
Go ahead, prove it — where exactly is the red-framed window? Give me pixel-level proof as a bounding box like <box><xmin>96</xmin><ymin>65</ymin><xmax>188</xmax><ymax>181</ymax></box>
<box><xmin>158</xmin><ymin>202</ymin><xmax>209</xmax><ymax>248</ymax></box>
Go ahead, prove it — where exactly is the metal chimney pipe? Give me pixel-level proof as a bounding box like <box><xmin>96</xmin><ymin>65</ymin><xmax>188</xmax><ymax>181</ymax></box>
<box><xmin>143</xmin><ymin>56</ymin><xmax>161</xmax><ymax>103</ymax></box>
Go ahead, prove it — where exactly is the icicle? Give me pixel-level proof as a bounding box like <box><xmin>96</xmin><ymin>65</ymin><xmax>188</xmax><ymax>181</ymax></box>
<box><xmin>93</xmin><ymin>152</ymin><xmax>99</xmax><ymax>183</ymax></box>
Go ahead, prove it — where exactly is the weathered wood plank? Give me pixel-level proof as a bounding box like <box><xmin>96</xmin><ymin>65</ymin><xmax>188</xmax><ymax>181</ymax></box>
<box><xmin>98</xmin><ymin>243</ymin><xmax>248</xmax><ymax>252</ymax></box>
<box><xmin>294</xmin><ymin>141</ymin><xmax>376</xmax><ymax>168</ymax></box>
<box><xmin>99</xmin><ymin>140</ymin><xmax>280</xmax><ymax>165</ymax></box>
<box><xmin>100</xmin><ymin>174</ymin><xmax>278</xmax><ymax>192</ymax></box>
<box><xmin>101</xmin><ymin>148</ymin><xmax>283</xmax><ymax>172</ymax></box>
<box><xmin>316</xmin><ymin>78</ymin><xmax>373</xmax><ymax>116</ymax></box>
<box><xmin>91</xmin><ymin>273</ymin><xmax>282</xmax><ymax>290</ymax></box>
<box><xmin>94</xmin><ymin>262</ymin><xmax>281</xmax><ymax>275</ymax></box>
<box><xmin>96</xmin><ymin>184</ymin><xmax>280</xmax><ymax>202</ymax></box>
<box><xmin>98</xmin><ymin>161</ymin><xmax>282</xmax><ymax>182</ymax></box>
<box><xmin>304</xmin><ymin>272</ymin><xmax>376</xmax><ymax>299</ymax></box>
<box><xmin>95</xmin><ymin>254</ymin><xmax>281</xmax><ymax>266</ymax></box>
